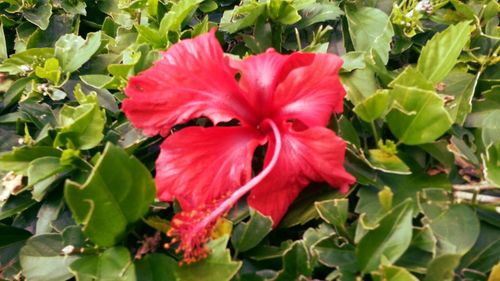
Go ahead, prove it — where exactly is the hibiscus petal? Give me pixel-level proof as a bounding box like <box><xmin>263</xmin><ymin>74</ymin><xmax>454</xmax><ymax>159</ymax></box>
<box><xmin>156</xmin><ymin>125</ymin><xmax>265</xmax><ymax>211</ymax></box>
<box><xmin>272</xmin><ymin>54</ymin><xmax>346</xmax><ymax>127</ymax></box>
<box><xmin>122</xmin><ymin>30</ymin><xmax>256</xmax><ymax>136</ymax></box>
<box><xmin>163</xmin><ymin>120</ymin><xmax>282</xmax><ymax>263</ymax></box>
<box><xmin>248</xmin><ymin>125</ymin><xmax>355</xmax><ymax>226</ymax></box>
<box><xmin>236</xmin><ymin>50</ymin><xmax>290</xmax><ymax>117</ymax></box>
<box><xmin>236</xmin><ymin>50</ymin><xmax>315</xmax><ymax>119</ymax></box>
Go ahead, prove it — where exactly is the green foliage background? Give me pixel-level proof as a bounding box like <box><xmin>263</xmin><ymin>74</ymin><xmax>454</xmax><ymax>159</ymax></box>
<box><xmin>0</xmin><ymin>0</ymin><xmax>499</xmax><ymax>280</ymax></box>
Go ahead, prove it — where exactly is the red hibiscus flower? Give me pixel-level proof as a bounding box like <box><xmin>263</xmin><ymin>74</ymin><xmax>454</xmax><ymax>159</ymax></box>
<box><xmin>122</xmin><ymin>29</ymin><xmax>355</xmax><ymax>263</ymax></box>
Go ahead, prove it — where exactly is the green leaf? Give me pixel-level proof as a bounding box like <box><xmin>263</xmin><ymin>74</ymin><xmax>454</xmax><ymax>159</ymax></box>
<box><xmin>346</xmin><ymin>6</ymin><xmax>394</xmax><ymax>64</ymax></box>
<box><xmin>0</xmin><ymin>224</ymin><xmax>32</xmax><ymax>248</ymax></box>
<box><xmin>27</xmin><ymin>156</ymin><xmax>68</xmax><ymax>201</ymax></box>
<box><xmin>315</xmin><ymin>242</ymin><xmax>357</xmax><ymax>278</ymax></box>
<box><xmin>69</xmin><ymin>247</ymin><xmax>136</xmax><ymax>281</ymax></box>
<box><xmin>135</xmin><ymin>25</ymin><xmax>164</xmax><ymax>48</ymax></box>
<box><xmin>356</xmin><ymin>200</ymin><xmax>413</xmax><ymax>273</ymax></box>
<box><xmin>231</xmin><ymin>209</ymin><xmax>273</xmax><ymax>252</ymax></box>
<box><xmin>19</xmin><ymin>234</ymin><xmax>78</xmax><ymax>281</ymax></box>
<box><xmin>36</xmin><ymin>193</ymin><xmax>64</xmax><ymax>234</ymax></box>
<box><xmin>27</xmin><ymin>14</ymin><xmax>75</xmax><ymax>49</ymax></box>
<box><xmin>0</xmin><ymin>146</ymin><xmax>62</xmax><ymax>175</ymax></box>
<box><xmin>268</xmin><ymin>0</ymin><xmax>301</xmax><ymax>25</ymax></box>
<box><xmin>80</xmin><ymin>74</ymin><xmax>114</xmax><ymax>89</ymax></box>
<box><xmin>54</xmin><ymin>91</ymin><xmax>106</xmax><ymax>150</ymax></box>
<box><xmin>340</xmin><ymin>68</ymin><xmax>378</xmax><ymax>105</ymax></box>
<box><xmin>353</xmin><ymin>90</ymin><xmax>391</xmax><ymax>122</ymax></box>
<box><xmin>0</xmin><ymin>23</ymin><xmax>7</xmax><ymax>60</ymax></box>
<box><xmin>177</xmin><ymin>236</ymin><xmax>242</xmax><ymax>281</ymax></box>
<box><xmin>341</xmin><ymin>51</ymin><xmax>366</xmax><ymax>72</ymax></box>
<box><xmin>442</xmin><ymin>71</ymin><xmax>479</xmax><ymax>125</ymax></box>
<box><xmin>35</xmin><ymin>57</ymin><xmax>61</xmax><ymax>84</ymax></box>
<box><xmin>366</xmin><ymin>148</ymin><xmax>410</xmax><ymax>175</ymax></box>
<box><xmin>296</xmin><ymin>3</ymin><xmax>343</xmax><ymax>28</ymax></box>
<box><xmin>23</xmin><ymin>3</ymin><xmax>52</xmax><ymax>30</ymax></box>
<box><xmin>55</xmin><ymin>32</ymin><xmax>102</xmax><ymax>73</ymax></box>
<box><xmin>61</xmin><ymin>0</ymin><xmax>87</xmax><ymax>15</ymax></box>
<box><xmin>466</xmin><ymin>86</ymin><xmax>500</xmax><ymax>128</ymax></box>
<box><xmin>386</xmin><ymin>68</ymin><xmax>453</xmax><ymax>145</ymax></box>
<box><xmin>280</xmin><ymin>188</ymin><xmax>342</xmax><ymax>228</ymax></box>
<box><xmin>380</xmin><ymin>172</ymin><xmax>452</xmax><ymax>210</ymax></box>
<box><xmin>420</xmin><ymin>140</ymin><xmax>455</xmax><ymax>170</ymax></box>
<box><xmin>134</xmin><ymin>253</ymin><xmax>178</xmax><ymax>281</ymax></box>
<box><xmin>338</xmin><ymin>116</ymin><xmax>361</xmax><ymax>147</ymax></box>
<box><xmin>315</xmin><ymin>199</ymin><xmax>349</xmax><ymax>231</ymax></box>
<box><xmin>419</xmin><ymin>191</ymin><xmax>480</xmax><ymax>255</ymax></box>
<box><xmin>159</xmin><ymin>0</ymin><xmax>203</xmax><ymax>34</ymax></box>
<box><xmin>483</xmin><ymin>143</ymin><xmax>500</xmax><ymax>187</ymax></box>
<box><xmin>460</xmin><ymin>222</ymin><xmax>500</xmax><ymax>273</ymax></box>
<box><xmin>373</xmin><ymin>265</ymin><xmax>419</xmax><ymax>281</ymax></box>
<box><xmin>0</xmin><ymin>192</ymin><xmax>36</xmax><ymax>220</ymax></box>
<box><xmin>450</xmin><ymin>0</ymin><xmax>476</xmax><ymax>20</ymax></box>
<box><xmin>64</xmin><ymin>143</ymin><xmax>155</xmax><ymax>247</ymax></box>
<box><xmin>272</xmin><ymin>241</ymin><xmax>313</xmax><ymax>281</ymax></box>
<box><xmin>481</xmin><ymin>111</ymin><xmax>500</xmax><ymax>147</ymax></box>
<box><xmin>378</xmin><ymin>186</ymin><xmax>393</xmax><ymax>213</ymax></box>
<box><xmin>0</xmin><ymin>48</ymin><xmax>54</xmax><ymax>75</ymax></box>
<box><xmin>417</xmin><ymin>21</ymin><xmax>474</xmax><ymax>84</ymax></box>
<box><xmin>220</xmin><ymin>3</ymin><xmax>267</xmax><ymax>33</ymax></box>
<box><xmin>199</xmin><ymin>0</ymin><xmax>217</xmax><ymax>13</ymax></box>
<box><xmin>3</xmin><ymin>77</ymin><xmax>32</xmax><ymax>107</ymax></box>
<box><xmin>424</xmin><ymin>254</ymin><xmax>461</xmax><ymax>281</ymax></box>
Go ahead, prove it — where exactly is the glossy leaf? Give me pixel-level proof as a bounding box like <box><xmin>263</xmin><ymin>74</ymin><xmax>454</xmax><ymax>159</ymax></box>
<box><xmin>386</xmin><ymin>68</ymin><xmax>453</xmax><ymax>145</ymax></box>
<box><xmin>0</xmin><ymin>224</ymin><xmax>32</xmax><ymax>248</ymax></box>
<box><xmin>27</xmin><ymin>156</ymin><xmax>68</xmax><ymax>201</ymax></box>
<box><xmin>19</xmin><ymin>234</ymin><xmax>78</xmax><ymax>281</ymax></box>
<box><xmin>442</xmin><ymin>71</ymin><xmax>479</xmax><ymax>125</ymax></box>
<box><xmin>272</xmin><ymin>241</ymin><xmax>313</xmax><ymax>281</ymax></box>
<box><xmin>134</xmin><ymin>253</ymin><xmax>178</xmax><ymax>281</ymax></box>
<box><xmin>428</xmin><ymin>205</ymin><xmax>480</xmax><ymax>255</ymax></box>
<box><xmin>23</xmin><ymin>3</ymin><xmax>52</xmax><ymax>30</ymax></box>
<box><xmin>158</xmin><ymin>0</ymin><xmax>204</xmax><ymax>34</ymax></box>
<box><xmin>268</xmin><ymin>0</ymin><xmax>301</xmax><ymax>25</ymax></box>
<box><xmin>356</xmin><ymin>200</ymin><xmax>413</xmax><ymax>273</ymax></box>
<box><xmin>64</xmin><ymin>143</ymin><xmax>155</xmax><ymax>246</ymax></box>
<box><xmin>55</xmin><ymin>32</ymin><xmax>102</xmax><ymax>73</ymax></box>
<box><xmin>69</xmin><ymin>247</ymin><xmax>136</xmax><ymax>281</ymax></box>
<box><xmin>35</xmin><ymin>57</ymin><xmax>61</xmax><ymax>84</ymax></box>
<box><xmin>220</xmin><ymin>3</ymin><xmax>267</xmax><ymax>33</ymax></box>
<box><xmin>483</xmin><ymin>143</ymin><xmax>500</xmax><ymax>187</ymax></box>
<box><xmin>53</xmin><ymin>91</ymin><xmax>106</xmax><ymax>150</ymax></box>
<box><xmin>460</xmin><ymin>222</ymin><xmax>500</xmax><ymax>273</ymax></box>
<box><xmin>481</xmin><ymin>111</ymin><xmax>500</xmax><ymax>147</ymax></box>
<box><xmin>373</xmin><ymin>265</ymin><xmax>419</xmax><ymax>281</ymax></box>
<box><xmin>366</xmin><ymin>147</ymin><xmax>411</xmax><ymax>175</ymax></box>
<box><xmin>297</xmin><ymin>3</ymin><xmax>342</xmax><ymax>27</ymax></box>
<box><xmin>346</xmin><ymin>6</ymin><xmax>394</xmax><ymax>64</ymax></box>
<box><xmin>340</xmin><ymin>68</ymin><xmax>378</xmax><ymax>105</ymax></box>
<box><xmin>0</xmin><ymin>146</ymin><xmax>61</xmax><ymax>175</ymax></box>
<box><xmin>353</xmin><ymin>90</ymin><xmax>391</xmax><ymax>122</ymax></box>
<box><xmin>315</xmin><ymin>199</ymin><xmax>348</xmax><ymax>230</ymax></box>
<box><xmin>424</xmin><ymin>254</ymin><xmax>461</xmax><ymax>281</ymax></box>
<box><xmin>417</xmin><ymin>21</ymin><xmax>474</xmax><ymax>84</ymax></box>
<box><xmin>0</xmin><ymin>23</ymin><xmax>6</xmax><ymax>60</ymax></box>
<box><xmin>231</xmin><ymin>209</ymin><xmax>273</xmax><ymax>252</ymax></box>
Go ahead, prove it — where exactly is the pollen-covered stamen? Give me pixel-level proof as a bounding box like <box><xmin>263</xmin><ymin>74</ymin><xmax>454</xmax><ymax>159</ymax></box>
<box><xmin>165</xmin><ymin>119</ymin><xmax>282</xmax><ymax>264</ymax></box>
